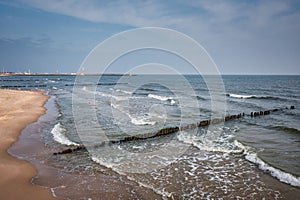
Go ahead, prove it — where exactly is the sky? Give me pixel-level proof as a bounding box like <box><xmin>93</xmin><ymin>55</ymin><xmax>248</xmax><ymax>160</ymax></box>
<box><xmin>0</xmin><ymin>0</ymin><xmax>299</xmax><ymax>74</ymax></box>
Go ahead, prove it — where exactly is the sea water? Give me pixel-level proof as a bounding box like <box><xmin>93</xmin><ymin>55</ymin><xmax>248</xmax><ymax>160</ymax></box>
<box><xmin>1</xmin><ymin>74</ymin><xmax>299</xmax><ymax>198</ymax></box>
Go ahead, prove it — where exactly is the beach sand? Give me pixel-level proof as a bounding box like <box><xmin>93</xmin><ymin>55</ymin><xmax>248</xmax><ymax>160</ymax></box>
<box><xmin>0</xmin><ymin>89</ymin><xmax>54</xmax><ymax>199</ymax></box>
<box><xmin>0</xmin><ymin>90</ymin><xmax>161</xmax><ymax>200</ymax></box>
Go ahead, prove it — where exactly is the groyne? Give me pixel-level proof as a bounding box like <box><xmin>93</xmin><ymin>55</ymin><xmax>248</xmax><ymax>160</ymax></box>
<box><xmin>53</xmin><ymin>106</ymin><xmax>295</xmax><ymax>155</ymax></box>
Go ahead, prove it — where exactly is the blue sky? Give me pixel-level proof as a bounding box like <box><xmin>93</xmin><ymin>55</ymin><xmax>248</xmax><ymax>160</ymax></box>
<box><xmin>0</xmin><ymin>0</ymin><xmax>299</xmax><ymax>74</ymax></box>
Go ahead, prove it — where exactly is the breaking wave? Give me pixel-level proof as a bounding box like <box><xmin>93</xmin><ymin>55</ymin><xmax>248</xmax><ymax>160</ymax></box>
<box><xmin>234</xmin><ymin>140</ymin><xmax>300</xmax><ymax>187</ymax></box>
<box><xmin>148</xmin><ymin>94</ymin><xmax>175</xmax><ymax>102</ymax></box>
<box><xmin>111</xmin><ymin>103</ymin><xmax>156</xmax><ymax>126</ymax></box>
<box><xmin>131</xmin><ymin>118</ymin><xmax>156</xmax><ymax>126</ymax></box>
<box><xmin>51</xmin><ymin>123</ymin><xmax>80</xmax><ymax>146</ymax></box>
<box><xmin>177</xmin><ymin>130</ymin><xmax>300</xmax><ymax>187</ymax></box>
<box><xmin>226</xmin><ymin>93</ymin><xmax>282</xmax><ymax>100</ymax></box>
<box><xmin>177</xmin><ymin>131</ymin><xmax>243</xmax><ymax>154</ymax></box>
<box><xmin>226</xmin><ymin>93</ymin><xmax>255</xmax><ymax>99</ymax></box>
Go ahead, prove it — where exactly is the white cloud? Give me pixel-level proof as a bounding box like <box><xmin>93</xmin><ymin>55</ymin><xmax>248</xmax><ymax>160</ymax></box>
<box><xmin>16</xmin><ymin>0</ymin><xmax>299</xmax><ymax>36</ymax></box>
<box><xmin>17</xmin><ymin>0</ymin><xmax>183</xmax><ymax>27</ymax></box>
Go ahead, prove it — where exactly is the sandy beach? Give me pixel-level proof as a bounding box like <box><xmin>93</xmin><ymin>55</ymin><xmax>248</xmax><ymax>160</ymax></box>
<box><xmin>0</xmin><ymin>90</ymin><xmax>54</xmax><ymax>199</ymax></box>
<box><xmin>0</xmin><ymin>89</ymin><xmax>161</xmax><ymax>199</ymax></box>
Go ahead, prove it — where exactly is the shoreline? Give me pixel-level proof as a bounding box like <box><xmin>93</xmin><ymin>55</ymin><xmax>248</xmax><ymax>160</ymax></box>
<box><xmin>0</xmin><ymin>73</ymin><xmax>133</xmax><ymax>76</ymax></box>
<box><xmin>5</xmin><ymin>91</ymin><xmax>161</xmax><ymax>199</ymax></box>
<box><xmin>0</xmin><ymin>89</ymin><xmax>55</xmax><ymax>199</ymax></box>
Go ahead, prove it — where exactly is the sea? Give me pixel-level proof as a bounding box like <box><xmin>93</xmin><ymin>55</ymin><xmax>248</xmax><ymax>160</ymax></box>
<box><xmin>1</xmin><ymin>75</ymin><xmax>300</xmax><ymax>199</ymax></box>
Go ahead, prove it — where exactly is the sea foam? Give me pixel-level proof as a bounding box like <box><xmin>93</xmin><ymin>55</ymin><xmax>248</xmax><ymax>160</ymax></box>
<box><xmin>234</xmin><ymin>140</ymin><xmax>300</xmax><ymax>187</ymax></box>
<box><xmin>178</xmin><ymin>131</ymin><xmax>300</xmax><ymax>187</ymax></box>
<box><xmin>51</xmin><ymin>123</ymin><xmax>80</xmax><ymax>146</ymax></box>
<box><xmin>227</xmin><ymin>93</ymin><xmax>255</xmax><ymax>99</ymax></box>
<box><xmin>131</xmin><ymin>117</ymin><xmax>156</xmax><ymax>126</ymax></box>
<box><xmin>226</xmin><ymin>93</ymin><xmax>279</xmax><ymax>100</ymax></box>
<box><xmin>177</xmin><ymin>131</ymin><xmax>243</xmax><ymax>154</ymax></box>
<box><xmin>148</xmin><ymin>94</ymin><xmax>174</xmax><ymax>102</ymax></box>
<box><xmin>111</xmin><ymin>103</ymin><xmax>156</xmax><ymax>126</ymax></box>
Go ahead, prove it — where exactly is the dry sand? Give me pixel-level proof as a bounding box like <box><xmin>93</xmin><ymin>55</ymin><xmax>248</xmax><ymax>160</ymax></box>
<box><xmin>0</xmin><ymin>89</ymin><xmax>55</xmax><ymax>199</ymax></box>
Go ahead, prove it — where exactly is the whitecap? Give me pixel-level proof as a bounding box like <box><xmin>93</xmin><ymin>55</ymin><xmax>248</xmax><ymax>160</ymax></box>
<box><xmin>227</xmin><ymin>93</ymin><xmax>255</xmax><ymax>99</ymax></box>
<box><xmin>131</xmin><ymin>117</ymin><xmax>156</xmax><ymax>126</ymax></box>
<box><xmin>51</xmin><ymin>123</ymin><xmax>80</xmax><ymax>146</ymax></box>
<box><xmin>148</xmin><ymin>94</ymin><xmax>174</xmax><ymax>102</ymax></box>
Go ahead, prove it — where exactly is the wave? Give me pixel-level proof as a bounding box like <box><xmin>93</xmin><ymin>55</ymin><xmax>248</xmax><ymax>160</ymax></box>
<box><xmin>234</xmin><ymin>140</ymin><xmax>300</xmax><ymax>187</ymax></box>
<box><xmin>177</xmin><ymin>131</ymin><xmax>300</xmax><ymax>187</ymax></box>
<box><xmin>82</xmin><ymin>87</ymin><xmax>127</xmax><ymax>101</ymax></box>
<box><xmin>111</xmin><ymin>103</ymin><xmax>156</xmax><ymax>126</ymax></box>
<box><xmin>226</xmin><ymin>93</ymin><xmax>282</xmax><ymax>100</ymax></box>
<box><xmin>256</xmin><ymin>96</ymin><xmax>283</xmax><ymax>100</ymax></box>
<box><xmin>148</xmin><ymin>94</ymin><xmax>174</xmax><ymax>102</ymax></box>
<box><xmin>110</xmin><ymin>88</ymin><xmax>132</xmax><ymax>95</ymax></box>
<box><xmin>177</xmin><ymin>131</ymin><xmax>243</xmax><ymax>154</ymax></box>
<box><xmin>96</xmin><ymin>91</ymin><xmax>114</xmax><ymax>98</ymax></box>
<box><xmin>131</xmin><ymin>118</ymin><xmax>156</xmax><ymax>126</ymax></box>
<box><xmin>272</xmin><ymin>126</ymin><xmax>300</xmax><ymax>134</ymax></box>
<box><xmin>51</xmin><ymin>123</ymin><xmax>80</xmax><ymax>146</ymax></box>
<box><xmin>66</xmin><ymin>82</ymin><xmax>127</xmax><ymax>87</ymax></box>
<box><xmin>226</xmin><ymin>93</ymin><xmax>256</xmax><ymax>99</ymax></box>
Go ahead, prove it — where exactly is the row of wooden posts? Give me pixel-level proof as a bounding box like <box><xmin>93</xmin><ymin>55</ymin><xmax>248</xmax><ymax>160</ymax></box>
<box><xmin>53</xmin><ymin>106</ymin><xmax>295</xmax><ymax>155</ymax></box>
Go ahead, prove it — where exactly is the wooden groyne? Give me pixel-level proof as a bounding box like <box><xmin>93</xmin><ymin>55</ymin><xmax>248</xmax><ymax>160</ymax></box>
<box><xmin>53</xmin><ymin>146</ymin><xmax>86</xmax><ymax>155</ymax></box>
<box><xmin>53</xmin><ymin>106</ymin><xmax>295</xmax><ymax>155</ymax></box>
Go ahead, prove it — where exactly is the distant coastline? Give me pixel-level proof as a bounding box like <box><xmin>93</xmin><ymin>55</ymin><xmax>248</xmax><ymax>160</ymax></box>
<box><xmin>0</xmin><ymin>73</ymin><xmax>133</xmax><ymax>76</ymax></box>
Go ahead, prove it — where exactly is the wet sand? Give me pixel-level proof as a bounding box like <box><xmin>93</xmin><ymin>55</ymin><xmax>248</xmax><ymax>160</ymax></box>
<box><xmin>6</xmin><ymin>93</ymin><xmax>161</xmax><ymax>199</ymax></box>
<box><xmin>0</xmin><ymin>89</ymin><xmax>54</xmax><ymax>199</ymax></box>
